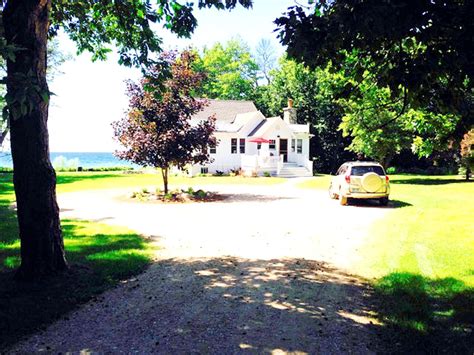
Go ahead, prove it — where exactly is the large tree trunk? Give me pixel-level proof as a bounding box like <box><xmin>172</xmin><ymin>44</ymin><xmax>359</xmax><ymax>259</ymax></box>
<box><xmin>4</xmin><ymin>0</ymin><xmax>67</xmax><ymax>280</ymax></box>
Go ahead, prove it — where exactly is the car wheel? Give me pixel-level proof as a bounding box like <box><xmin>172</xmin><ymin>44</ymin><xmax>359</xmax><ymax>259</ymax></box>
<box><xmin>339</xmin><ymin>194</ymin><xmax>348</xmax><ymax>206</ymax></box>
<box><xmin>379</xmin><ymin>197</ymin><xmax>389</xmax><ymax>206</ymax></box>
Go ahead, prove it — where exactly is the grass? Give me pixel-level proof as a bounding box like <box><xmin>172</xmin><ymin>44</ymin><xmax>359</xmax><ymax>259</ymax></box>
<box><xmin>55</xmin><ymin>171</ymin><xmax>284</xmax><ymax>193</ymax></box>
<box><xmin>357</xmin><ymin>175</ymin><xmax>474</xmax><ymax>286</ymax></box>
<box><xmin>299</xmin><ymin>174</ymin><xmax>474</xmax><ymax>352</ymax></box>
<box><xmin>298</xmin><ymin>174</ymin><xmax>473</xmax><ymax>285</ymax></box>
<box><xmin>358</xmin><ymin>175</ymin><xmax>474</xmax><ymax>353</ymax></box>
<box><xmin>0</xmin><ymin>173</ymin><xmax>157</xmax><ymax>349</ymax></box>
<box><xmin>296</xmin><ymin>174</ymin><xmax>331</xmax><ymax>190</ymax></box>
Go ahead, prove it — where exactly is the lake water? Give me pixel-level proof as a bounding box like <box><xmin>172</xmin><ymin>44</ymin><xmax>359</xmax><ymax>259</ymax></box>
<box><xmin>0</xmin><ymin>152</ymin><xmax>134</xmax><ymax>169</ymax></box>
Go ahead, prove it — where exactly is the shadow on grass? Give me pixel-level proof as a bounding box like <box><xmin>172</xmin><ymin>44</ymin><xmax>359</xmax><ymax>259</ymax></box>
<box><xmin>391</xmin><ymin>178</ymin><xmax>474</xmax><ymax>185</ymax></box>
<box><xmin>348</xmin><ymin>199</ymin><xmax>412</xmax><ymax>209</ymax></box>
<box><xmin>0</xmin><ymin>219</ymin><xmax>154</xmax><ymax>350</ymax></box>
<box><xmin>374</xmin><ymin>272</ymin><xmax>473</xmax><ymax>353</ymax></box>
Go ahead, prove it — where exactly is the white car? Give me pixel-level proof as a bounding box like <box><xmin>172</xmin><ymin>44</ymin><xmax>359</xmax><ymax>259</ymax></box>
<box><xmin>329</xmin><ymin>162</ymin><xmax>390</xmax><ymax>206</ymax></box>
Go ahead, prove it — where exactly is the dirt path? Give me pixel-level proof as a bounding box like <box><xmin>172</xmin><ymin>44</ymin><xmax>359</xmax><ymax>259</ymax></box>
<box><xmin>12</xmin><ymin>179</ymin><xmax>390</xmax><ymax>353</ymax></box>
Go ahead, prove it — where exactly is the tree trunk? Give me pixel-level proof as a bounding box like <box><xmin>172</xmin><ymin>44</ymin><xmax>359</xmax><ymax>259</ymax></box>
<box><xmin>4</xmin><ymin>0</ymin><xmax>68</xmax><ymax>280</ymax></box>
<box><xmin>466</xmin><ymin>164</ymin><xmax>471</xmax><ymax>181</ymax></box>
<box><xmin>161</xmin><ymin>167</ymin><xmax>169</xmax><ymax>194</ymax></box>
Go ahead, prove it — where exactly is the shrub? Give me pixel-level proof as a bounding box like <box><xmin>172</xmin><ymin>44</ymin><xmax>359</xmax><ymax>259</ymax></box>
<box><xmin>52</xmin><ymin>156</ymin><xmax>80</xmax><ymax>171</ymax></box>
<box><xmin>386</xmin><ymin>167</ymin><xmax>397</xmax><ymax>174</ymax></box>
<box><xmin>263</xmin><ymin>171</ymin><xmax>271</xmax><ymax>177</ymax></box>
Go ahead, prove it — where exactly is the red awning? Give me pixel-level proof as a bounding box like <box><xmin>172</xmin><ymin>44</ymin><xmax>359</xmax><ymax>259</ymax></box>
<box><xmin>248</xmin><ymin>137</ymin><xmax>270</xmax><ymax>143</ymax></box>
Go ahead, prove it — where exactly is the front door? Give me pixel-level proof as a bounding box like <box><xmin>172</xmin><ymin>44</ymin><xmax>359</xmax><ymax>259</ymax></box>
<box><xmin>279</xmin><ymin>139</ymin><xmax>288</xmax><ymax>162</ymax></box>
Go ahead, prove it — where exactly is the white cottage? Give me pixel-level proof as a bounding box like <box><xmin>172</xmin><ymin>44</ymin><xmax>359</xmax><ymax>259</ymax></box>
<box><xmin>189</xmin><ymin>99</ymin><xmax>313</xmax><ymax>177</ymax></box>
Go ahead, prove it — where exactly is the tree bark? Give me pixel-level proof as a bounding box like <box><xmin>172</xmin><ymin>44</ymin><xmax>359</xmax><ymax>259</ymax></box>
<box><xmin>161</xmin><ymin>167</ymin><xmax>169</xmax><ymax>194</ymax></box>
<box><xmin>4</xmin><ymin>0</ymin><xmax>68</xmax><ymax>280</ymax></box>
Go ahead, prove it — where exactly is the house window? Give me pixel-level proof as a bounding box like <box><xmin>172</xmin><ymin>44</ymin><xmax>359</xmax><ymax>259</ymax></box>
<box><xmin>201</xmin><ymin>167</ymin><xmax>208</xmax><ymax>174</ymax></box>
<box><xmin>257</xmin><ymin>143</ymin><xmax>261</xmax><ymax>150</ymax></box>
<box><xmin>269</xmin><ymin>139</ymin><xmax>276</xmax><ymax>149</ymax></box>
<box><xmin>291</xmin><ymin>139</ymin><xmax>296</xmax><ymax>152</ymax></box>
<box><xmin>239</xmin><ymin>138</ymin><xmax>246</xmax><ymax>154</ymax></box>
<box><xmin>231</xmin><ymin>138</ymin><xmax>237</xmax><ymax>154</ymax></box>
<box><xmin>297</xmin><ymin>139</ymin><xmax>303</xmax><ymax>154</ymax></box>
<box><xmin>209</xmin><ymin>142</ymin><xmax>216</xmax><ymax>154</ymax></box>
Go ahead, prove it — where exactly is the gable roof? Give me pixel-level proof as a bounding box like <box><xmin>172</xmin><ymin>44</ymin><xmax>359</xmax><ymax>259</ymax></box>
<box><xmin>248</xmin><ymin>117</ymin><xmax>283</xmax><ymax>137</ymax></box>
<box><xmin>193</xmin><ymin>99</ymin><xmax>258</xmax><ymax>123</ymax></box>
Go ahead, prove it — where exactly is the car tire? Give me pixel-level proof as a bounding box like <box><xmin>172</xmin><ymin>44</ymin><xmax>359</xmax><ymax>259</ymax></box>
<box><xmin>379</xmin><ymin>197</ymin><xmax>389</xmax><ymax>206</ymax></box>
<box><xmin>339</xmin><ymin>194</ymin><xmax>348</xmax><ymax>206</ymax></box>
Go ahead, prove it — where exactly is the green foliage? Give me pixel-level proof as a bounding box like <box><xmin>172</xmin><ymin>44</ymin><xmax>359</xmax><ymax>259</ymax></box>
<box><xmin>256</xmin><ymin>57</ymin><xmax>355</xmax><ymax>172</ymax></box>
<box><xmin>47</xmin><ymin>1</ymin><xmax>252</xmax><ymax>68</ymax></box>
<box><xmin>386</xmin><ymin>167</ymin><xmax>396</xmax><ymax>174</ymax></box>
<box><xmin>276</xmin><ymin>1</ymin><xmax>474</xmax><ymax>115</ymax></box>
<box><xmin>0</xmin><ymin>38</ymin><xmax>71</xmax><ymax>146</ymax></box>
<box><xmin>195</xmin><ymin>39</ymin><xmax>259</xmax><ymax>100</ymax></box>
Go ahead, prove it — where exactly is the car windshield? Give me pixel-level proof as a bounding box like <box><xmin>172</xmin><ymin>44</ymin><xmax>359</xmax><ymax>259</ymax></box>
<box><xmin>350</xmin><ymin>165</ymin><xmax>385</xmax><ymax>176</ymax></box>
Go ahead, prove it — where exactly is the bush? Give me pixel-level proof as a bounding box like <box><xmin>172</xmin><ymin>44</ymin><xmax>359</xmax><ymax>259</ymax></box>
<box><xmin>386</xmin><ymin>167</ymin><xmax>397</xmax><ymax>174</ymax></box>
<box><xmin>53</xmin><ymin>156</ymin><xmax>79</xmax><ymax>171</ymax></box>
<box><xmin>230</xmin><ymin>168</ymin><xmax>241</xmax><ymax>176</ymax></box>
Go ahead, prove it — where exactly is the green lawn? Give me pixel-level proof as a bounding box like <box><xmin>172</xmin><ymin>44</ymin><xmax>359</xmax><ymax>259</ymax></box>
<box><xmin>300</xmin><ymin>174</ymin><xmax>474</xmax><ymax>352</ymax></box>
<box><xmin>298</xmin><ymin>174</ymin><xmax>473</xmax><ymax>286</ymax></box>
<box><xmin>0</xmin><ymin>173</ymin><xmax>157</xmax><ymax>348</ymax></box>
<box><xmin>356</xmin><ymin>175</ymin><xmax>474</xmax><ymax>286</ymax></box>
<box><xmin>55</xmin><ymin>171</ymin><xmax>284</xmax><ymax>193</ymax></box>
<box><xmin>296</xmin><ymin>174</ymin><xmax>332</xmax><ymax>190</ymax></box>
<box><xmin>357</xmin><ymin>175</ymin><xmax>473</xmax><ymax>352</ymax></box>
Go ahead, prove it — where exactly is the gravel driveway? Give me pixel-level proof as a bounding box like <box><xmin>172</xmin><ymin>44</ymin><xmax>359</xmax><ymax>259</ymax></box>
<box><xmin>11</xmin><ymin>178</ymin><xmax>391</xmax><ymax>353</ymax></box>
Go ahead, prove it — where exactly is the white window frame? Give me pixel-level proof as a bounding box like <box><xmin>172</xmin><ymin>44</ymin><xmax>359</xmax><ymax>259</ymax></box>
<box><xmin>239</xmin><ymin>138</ymin><xmax>246</xmax><ymax>154</ymax></box>
<box><xmin>231</xmin><ymin>138</ymin><xmax>237</xmax><ymax>154</ymax></box>
<box><xmin>209</xmin><ymin>142</ymin><xmax>217</xmax><ymax>154</ymax></box>
<box><xmin>297</xmin><ymin>139</ymin><xmax>303</xmax><ymax>154</ymax></box>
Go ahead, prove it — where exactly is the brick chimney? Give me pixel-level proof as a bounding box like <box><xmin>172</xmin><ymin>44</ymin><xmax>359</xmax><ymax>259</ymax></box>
<box><xmin>283</xmin><ymin>98</ymin><xmax>297</xmax><ymax>124</ymax></box>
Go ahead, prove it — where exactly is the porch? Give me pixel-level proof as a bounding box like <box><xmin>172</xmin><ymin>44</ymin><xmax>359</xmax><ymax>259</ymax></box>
<box><xmin>241</xmin><ymin>154</ymin><xmax>313</xmax><ymax>177</ymax></box>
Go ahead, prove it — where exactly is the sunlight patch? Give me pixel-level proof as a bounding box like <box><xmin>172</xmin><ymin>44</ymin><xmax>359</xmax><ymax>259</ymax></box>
<box><xmin>338</xmin><ymin>310</ymin><xmax>382</xmax><ymax>325</ymax></box>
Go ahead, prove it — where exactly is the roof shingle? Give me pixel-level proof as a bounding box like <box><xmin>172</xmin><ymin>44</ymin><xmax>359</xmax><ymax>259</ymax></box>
<box><xmin>193</xmin><ymin>99</ymin><xmax>258</xmax><ymax>123</ymax></box>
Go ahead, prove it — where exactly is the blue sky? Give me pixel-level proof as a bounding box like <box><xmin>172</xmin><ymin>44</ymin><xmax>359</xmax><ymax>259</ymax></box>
<box><xmin>48</xmin><ymin>0</ymin><xmax>297</xmax><ymax>152</ymax></box>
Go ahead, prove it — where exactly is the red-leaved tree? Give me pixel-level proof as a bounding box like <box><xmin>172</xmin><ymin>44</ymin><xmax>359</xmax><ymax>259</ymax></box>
<box><xmin>113</xmin><ymin>51</ymin><xmax>216</xmax><ymax>193</ymax></box>
<box><xmin>460</xmin><ymin>129</ymin><xmax>474</xmax><ymax>181</ymax></box>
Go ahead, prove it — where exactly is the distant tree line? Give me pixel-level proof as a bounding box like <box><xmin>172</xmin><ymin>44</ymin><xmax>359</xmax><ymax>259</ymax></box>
<box><xmin>187</xmin><ymin>38</ymin><xmax>470</xmax><ymax>175</ymax></box>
